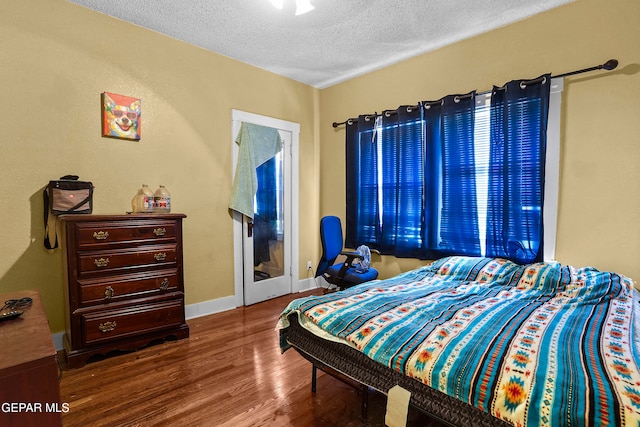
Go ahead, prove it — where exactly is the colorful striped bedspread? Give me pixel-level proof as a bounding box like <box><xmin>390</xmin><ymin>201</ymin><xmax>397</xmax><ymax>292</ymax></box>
<box><xmin>277</xmin><ymin>256</ymin><xmax>640</xmax><ymax>427</ymax></box>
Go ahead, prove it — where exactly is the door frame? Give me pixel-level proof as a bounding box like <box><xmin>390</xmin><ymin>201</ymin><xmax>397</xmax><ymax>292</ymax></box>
<box><xmin>231</xmin><ymin>110</ymin><xmax>300</xmax><ymax>306</ymax></box>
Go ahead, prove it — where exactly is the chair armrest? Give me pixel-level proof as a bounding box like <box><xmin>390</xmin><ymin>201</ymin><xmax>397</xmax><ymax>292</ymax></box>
<box><xmin>340</xmin><ymin>250</ymin><xmax>362</xmax><ymax>260</ymax></box>
<box><xmin>342</xmin><ymin>249</ymin><xmax>381</xmax><ymax>257</ymax></box>
<box><xmin>333</xmin><ymin>251</ymin><xmax>362</xmax><ymax>282</ymax></box>
<box><xmin>324</xmin><ymin>248</ymin><xmax>378</xmax><ymax>289</ymax></box>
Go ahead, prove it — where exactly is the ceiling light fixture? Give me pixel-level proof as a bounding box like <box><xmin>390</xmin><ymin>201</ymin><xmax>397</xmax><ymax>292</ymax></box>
<box><xmin>270</xmin><ymin>0</ymin><xmax>315</xmax><ymax>15</ymax></box>
<box><xmin>294</xmin><ymin>0</ymin><xmax>314</xmax><ymax>15</ymax></box>
<box><xmin>270</xmin><ymin>0</ymin><xmax>284</xmax><ymax>9</ymax></box>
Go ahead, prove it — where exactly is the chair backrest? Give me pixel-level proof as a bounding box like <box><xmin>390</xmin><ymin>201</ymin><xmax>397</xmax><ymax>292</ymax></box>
<box><xmin>316</xmin><ymin>216</ymin><xmax>343</xmax><ymax>277</ymax></box>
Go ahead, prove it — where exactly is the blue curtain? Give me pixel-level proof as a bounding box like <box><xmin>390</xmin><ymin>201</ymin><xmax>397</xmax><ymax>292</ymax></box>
<box><xmin>345</xmin><ymin>115</ymin><xmax>378</xmax><ymax>248</ymax></box>
<box><xmin>423</xmin><ymin>93</ymin><xmax>481</xmax><ymax>257</ymax></box>
<box><xmin>378</xmin><ymin>106</ymin><xmax>425</xmax><ymax>257</ymax></box>
<box><xmin>344</xmin><ymin>76</ymin><xmax>550</xmax><ymax>264</ymax></box>
<box><xmin>486</xmin><ymin>75</ymin><xmax>550</xmax><ymax>263</ymax></box>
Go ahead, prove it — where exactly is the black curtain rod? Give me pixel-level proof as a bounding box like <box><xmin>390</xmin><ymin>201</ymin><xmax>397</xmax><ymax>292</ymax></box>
<box><xmin>332</xmin><ymin>59</ymin><xmax>619</xmax><ymax>128</ymax></box>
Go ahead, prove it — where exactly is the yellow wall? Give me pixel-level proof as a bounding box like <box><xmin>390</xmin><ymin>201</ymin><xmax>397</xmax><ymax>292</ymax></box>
<box><xmin>0</xmin><ymin>0</ymin><xmax>319</xmax><ymax>333</ymax></box>
<box><xmin>1</xmin><ymin>0</ymin><xmax>639</xmax><ymax>335</ymax></box>
<box><xmin>319</xmin><ymin>0</ymin><xmax>640</xmax><ymax>284</ymax></box>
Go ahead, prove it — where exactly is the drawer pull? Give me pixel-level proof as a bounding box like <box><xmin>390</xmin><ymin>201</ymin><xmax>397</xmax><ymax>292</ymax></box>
<box><xmin>154</xmin><ymin>252</ymin><xmax>167</xmax><ymax>261</ymax></box>
<box><xmin>98</xmin><ymin>321</ymin><xmax>117</xmax><ymax>333</ymax></box>
<box><xmin>93</xmin><ymin>231</ymin><xmax>110</xmax><ymax>240</ymax></box>
<box><xmin>160</xmin><ymin>278</ymin><xmax>170</xmax><ymax>290</ymax></box>
<box><xmin>153</xmin><ymin>228</ymin><xmax>167</xmax><ymax>237</ymax></box>
<box><xmin>94</xmin><ymin>257</ymin><xmax>110</xmax><ymax>268</ymax></box>
<box><xmin>104</xmin><ymin>286</ymin><xmax>115</xmax><ymax>300</ymax></box>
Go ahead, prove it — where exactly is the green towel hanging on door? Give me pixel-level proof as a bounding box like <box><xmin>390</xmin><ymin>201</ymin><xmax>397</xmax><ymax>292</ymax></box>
<box><xmin>229</xmin><ymin>122</ymin><xmax>282</xmax><ymax>219</ymax></box>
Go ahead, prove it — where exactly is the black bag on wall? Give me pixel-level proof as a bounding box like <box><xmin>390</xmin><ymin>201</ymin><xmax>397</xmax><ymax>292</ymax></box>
<box><xmin>46</xmin><ymin>176</ymin><xmax>94</xmax><ymax>214</ymax></box>
<box><xmin>43</xmin><ymin>175</ymin><xmax>94</xmax><ymax>249</ymax></box>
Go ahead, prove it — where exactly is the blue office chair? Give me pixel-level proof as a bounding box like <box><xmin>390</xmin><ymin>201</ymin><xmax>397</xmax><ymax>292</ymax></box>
<box><xmin>315</xmin><ymin>216</ymin><xmax>378</xmax><ymax>290</ymax></box>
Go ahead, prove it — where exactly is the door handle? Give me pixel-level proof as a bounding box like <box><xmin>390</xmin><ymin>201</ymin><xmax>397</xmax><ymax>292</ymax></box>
<box><xmin>247</xmin><ymin>221</ymin><xmax>253</xmax><ymax>238</ymax></box>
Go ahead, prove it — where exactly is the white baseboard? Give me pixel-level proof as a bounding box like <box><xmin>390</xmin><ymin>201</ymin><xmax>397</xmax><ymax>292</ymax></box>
<box><xmin>296</xmin><ymin>276</ymin><xmax>324</xmax><ymax>292</ymax></box>
<box><xmin>184</xmin><ymin>294</ymin><xmax>238</xmax><ymax>320</ymax></box>
<box><xmin>53</xmin><ymin>332</ymin><xmax>65</xmax><ymax>352</ymax></box>
<box><xmin>53</xmin><ymin>279</ymin><xmax>324</xmax><ymax>351</ymax></box>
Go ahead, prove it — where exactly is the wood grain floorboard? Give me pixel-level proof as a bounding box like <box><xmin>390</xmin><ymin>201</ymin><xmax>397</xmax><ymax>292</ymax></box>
<box><xmin>59</xmin><ymin>291</ymin><xmax>445</xmax><ymax>426</ymax></box>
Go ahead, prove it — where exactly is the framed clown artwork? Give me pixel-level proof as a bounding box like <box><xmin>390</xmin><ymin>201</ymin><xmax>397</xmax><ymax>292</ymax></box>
<box><xmin>101</xmin><ymin>92</ymin><xmax>141</xmax><ymax>140</ymax></box>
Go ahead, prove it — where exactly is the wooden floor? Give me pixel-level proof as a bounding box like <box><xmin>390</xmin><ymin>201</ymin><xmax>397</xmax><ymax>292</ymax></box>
<box><xmin>59</xmin><ymin>291</ymin><xmax>446</xmax><ymax>427</ymax></box>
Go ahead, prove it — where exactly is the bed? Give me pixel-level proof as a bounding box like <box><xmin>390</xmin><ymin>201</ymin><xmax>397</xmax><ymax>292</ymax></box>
<box><xmin>277</xmin><ymin>256</ymin><xmax>640</xmax><ymax>426</ymax></box>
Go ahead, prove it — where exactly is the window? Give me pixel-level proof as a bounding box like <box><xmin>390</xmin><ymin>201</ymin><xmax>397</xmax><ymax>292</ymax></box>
<box><xmin>345</xmin><ymin>77</ymin><xmax>562</xmax><ymax>264</ymax></box>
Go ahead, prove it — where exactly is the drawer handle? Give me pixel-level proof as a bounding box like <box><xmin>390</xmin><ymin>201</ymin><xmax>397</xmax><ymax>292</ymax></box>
<box><xmin>104</xmin><ymin>286</ymin><xmax>115</xmax><ymax>300</ymax></box>
<box><xmin>153</xmin><ymin>228</ymin><xmax>167</xmax><ymax>237</ymax></box>
<box><xmin>160</xmin><ymin>278</ymin><xmax>170</xmax><ymax>290</ymax></box>
<box><xmin>94</xmin><ymin>257</ymin><xmax>110</xmax><ymax>268</ymax></box>
<box><xmin>154</xmin><ymin>252</ymin><xmax>167</xmax><ymax>261</ymax></box>
<box><xmin>93</xmin><ymin>231</ymin><xmax>110</xmax><ymax>240</ymax></box>
<box><xmin>98</xmin><ymin>321</ymin><xmax>117</xmax><ymax>333</ymax></box>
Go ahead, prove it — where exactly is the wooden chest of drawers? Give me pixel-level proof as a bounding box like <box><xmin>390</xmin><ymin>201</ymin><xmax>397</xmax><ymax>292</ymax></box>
<box><xmin>59</xmin><ymin>214</ymin><xmax>189</xmax><ymax>369</ymax></box>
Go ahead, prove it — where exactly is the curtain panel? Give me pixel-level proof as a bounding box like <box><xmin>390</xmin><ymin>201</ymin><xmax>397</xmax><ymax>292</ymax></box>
<box><xmin>345</xmin><ymin>115</ymin><xmax>378</xmax><ymax>248</ymax></box>
<box><xmin>378</xmin><ymin>106</ymin><xmax>425</xmax><ymax>257</ymax></box>
<box><xmin>423</xmin><ymin>93</ymin><xmax>481</xmax><ymax>258</ymax></box>
<box><xmin>486</xmin><ymin>75</ymin><xmax>551</xmax><ymax>263</ymax></box>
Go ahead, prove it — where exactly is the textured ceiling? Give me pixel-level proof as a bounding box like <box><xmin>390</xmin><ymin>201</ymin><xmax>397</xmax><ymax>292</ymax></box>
<box><xmin>68</xmin><ymin>0</ymin><xmax>572</xmax><ymax>88</ymax></box>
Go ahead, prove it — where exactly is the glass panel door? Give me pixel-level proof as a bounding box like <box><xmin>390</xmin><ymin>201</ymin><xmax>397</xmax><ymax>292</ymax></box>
<box><xmin>242</xmin><ymin>129</ymin><xmax>292</xmax><ymax>305</ymax></box>
<box><xmin>252</xmin><ymin>151</ymin><xmax>284</xmax><ymax>282</ymax></box>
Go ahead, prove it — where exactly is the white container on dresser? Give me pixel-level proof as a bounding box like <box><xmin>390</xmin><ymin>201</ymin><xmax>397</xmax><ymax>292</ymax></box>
<box><xmin>59</xmin><ymin>213</ymin><xmax>189</xmax><ymax>369</ymax></box>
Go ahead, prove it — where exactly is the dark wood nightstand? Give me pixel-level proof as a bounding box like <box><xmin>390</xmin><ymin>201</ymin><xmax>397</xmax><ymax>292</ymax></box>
<box><xmin>0</xmin><ymin>289</ymin><xmax>62</xmax><ymax>427</ymax></box>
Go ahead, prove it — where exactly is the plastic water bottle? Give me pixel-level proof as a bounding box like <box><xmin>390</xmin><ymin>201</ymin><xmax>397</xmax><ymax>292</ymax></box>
<box><xmin>153</xmin><ymin>185</ymin><xmax>171</xmax><ymax>213</ymax></box>
<box><xmin>131</xmin><ymin>184</ymin><xmax>155</xmax><ymax>213</ymax></box>
<box><xmin>131</xmin><ymin>190</ymin><xmax>142</xmax><ymax>213</ymax></box>
<box><xmin>141</xmin><ymin>184</ymin><xmax>154</xmax><ymax>212</ymax></box>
